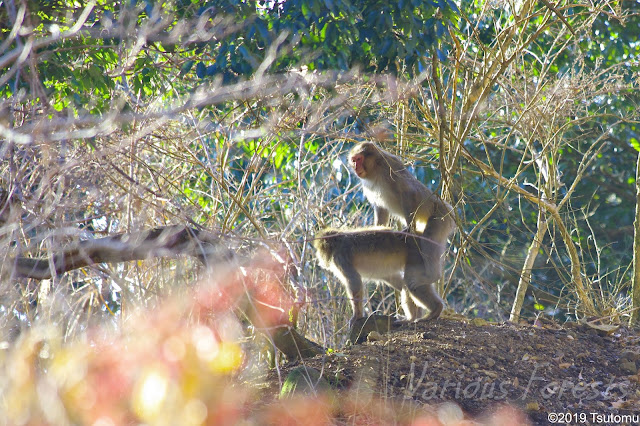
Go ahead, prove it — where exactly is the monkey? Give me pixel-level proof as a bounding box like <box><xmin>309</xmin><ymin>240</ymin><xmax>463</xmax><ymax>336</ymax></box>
<box><xmin>349</xmin><ymin>141</ymin><xmax>455</xmax><ymax>287</ymax></box>
<box><xmin>313</xmin><ymin>227</ymin><xmax>444</xmax><ymax>325</ymax></box>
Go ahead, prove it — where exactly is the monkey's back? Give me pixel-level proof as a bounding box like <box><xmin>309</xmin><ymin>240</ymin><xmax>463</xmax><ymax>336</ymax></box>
<box><xmin>313</xmin><ymin>227</ymin><xmax>410</xmax><ymax>278</ymax></box>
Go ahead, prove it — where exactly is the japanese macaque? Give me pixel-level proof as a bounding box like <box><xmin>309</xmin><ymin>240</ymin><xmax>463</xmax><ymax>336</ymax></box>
<box><xmin>349</xmin><ymin>142</ymin><xmax>455</xmax><ymax>287</ymax></box>
<box><xmin>313</xmin><ymin>227</ymin><xmax>444</xmax><ymax>324</ymax></box>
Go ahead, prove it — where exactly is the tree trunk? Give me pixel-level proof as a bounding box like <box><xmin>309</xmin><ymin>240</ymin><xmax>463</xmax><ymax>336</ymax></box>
<box><xmin>631</xmin><ymin>150</ymin><xmax>640</xmax><ymax>326</ymax></box>
<box><xmin>510</xmin><ymin>209</ymin><xmax>548</xmax><ymax>322</ymax></box>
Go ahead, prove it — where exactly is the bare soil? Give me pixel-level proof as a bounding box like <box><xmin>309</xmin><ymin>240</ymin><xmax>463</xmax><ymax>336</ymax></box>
<box><xmin>258</xmin><ymin>316</ymin><xmax>640</xmax><ymax>425</ymax></box>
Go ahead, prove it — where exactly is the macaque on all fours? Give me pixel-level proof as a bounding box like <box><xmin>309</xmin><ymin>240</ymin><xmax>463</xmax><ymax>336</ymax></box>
<box><xmin>313</xmin><ymin>227</ymin><xmax>444</xmax><ymax>325</ymax></box>
<box><xmin>349</xmin><ymin>141</ymin><xmax>455</xmax><ymax>286</ymax></box>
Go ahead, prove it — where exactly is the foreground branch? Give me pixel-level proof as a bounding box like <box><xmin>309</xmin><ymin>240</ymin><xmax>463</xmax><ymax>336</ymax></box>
<box><xmin>7</xmin><ymin>225</ymin><xmax>230</xmax><ymax>280</ymax></box>
<box><xmin>7</xmin><ymin>225</ymin><xmax>323</xmax><ymax>358</ymax></box>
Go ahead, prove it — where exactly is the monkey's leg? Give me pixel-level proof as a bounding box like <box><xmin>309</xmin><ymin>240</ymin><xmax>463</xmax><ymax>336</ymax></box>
<box><xmin>382</xmin><ymin>274</ymin><xmax>404</xmax><ymax>292</ymax></box>
<box><xmin>404</xmin><ymin>254</ymin><xmax>444</xmax><ymax>321</ymax></box>
<box><xmin>417</xmin><ymin>237</ymin><xmax>444</xmax><ymax>285</ymax></box>
<box><xmin>408</xmin><ymin>284</ymin><xmax>443</xmax><ymax>320</ymax></box>
<box><xmin>345</xmin><ymin>277</ymin><xmax>364</xmax><ymax>326</ymax></box>
<box><xmin>374</xmin><ymin>206</ymin><xmax>390</xmax><ymax>227</ymax></box>
<box><xmin>383</xmin><ymin>275</ymin><xmax>419</xmax><ymax>320</ymax></box>
<box><xmin>400</xmin><ymin>288</ymin><xmax>421</xmax><ymax>321</ymax></box>
<box><xmin>333</xmin><ymin>260</ymin><xmax>364</xmax><ymax>326</ymax></box>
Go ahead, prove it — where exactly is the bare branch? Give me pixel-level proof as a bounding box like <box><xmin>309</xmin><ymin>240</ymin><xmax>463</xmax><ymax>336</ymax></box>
<box><xmin>7</xmin><ymin>225</ymin><xmax>231</xmax><ymax>280</ymax></box>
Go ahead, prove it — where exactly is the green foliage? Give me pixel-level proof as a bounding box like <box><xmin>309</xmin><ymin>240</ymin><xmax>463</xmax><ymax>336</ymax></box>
<box><xmin>2</xmin><ymin>0</ymin><xmax>462</xmax><ymax>115</ymax></box>
<box><xmin>188</xmin><ymin>0</ymin><xmax>459</xmax><ymax>80</ymax></box>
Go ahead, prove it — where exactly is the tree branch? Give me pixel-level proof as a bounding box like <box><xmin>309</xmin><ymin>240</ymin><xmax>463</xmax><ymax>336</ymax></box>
<box><xmin>7</xmin><ymin>225</ymin><xmax>231</xmax><ymax>280</ymax></box>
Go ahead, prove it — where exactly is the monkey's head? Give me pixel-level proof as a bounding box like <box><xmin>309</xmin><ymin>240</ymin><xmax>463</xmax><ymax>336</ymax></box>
<box><xmin>349</xmin><ymin>142</ymin><xmax>379</xmax><ymax>179</ymax></box>
<box><xmin>349</xmin><ymin>142</ymin><xmax>405</xmax><ymax>180</ymax></box>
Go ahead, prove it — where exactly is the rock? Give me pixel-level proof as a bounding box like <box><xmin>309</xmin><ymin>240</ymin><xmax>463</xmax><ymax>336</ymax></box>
<box><xmin>383</xmin><ymin>341</ymin><xmax>395</xmax><ymax>352</ymax></box>
<box><xmin>620</xmin><ymin>350</ymin><xmax>640</xmax><ymax>362</ymax></box>
<box><xmin>367</xmin><ymin>331</ymin><xmax>383</xmax><ymax>342</ymax></box>
<box><xmin>525</xmin><ymin>402</ymin><xmax>540</xmax><ymax>411</ymax></box>
<box><xmin>471</xmin><ymin>318</ymin><xmax>488</xmax><ymax>327</ymax></box>
<box><xmin>619</xmin><ymin>360</ymin><xmax>638</xmax><ymax>375</ymax></box>
<box><xmin>420</xmin><ymin>331</ymin><xmax>436</xmax><ymax>340</ymax></box>
<box><xmin>349</xmin><ymin>315</ymin><xmax>394</xmax><ymax>344</ymax></box>
<box><xmin>486</xmin><ymin>358</ymin><xmax>496</xmax><ymax>368</ymax></box>
<box><xmin>280</xmin><ymin>366</ymin><xmax>332</xmax><ymax>399</ymax></box>
<box><xmin>482</xmin><ymin>370</ymin><xmax>498</xmax><ymax>379</ymax></box>
<box><xmin>580</xmin><ymin>319</ymin><xmax>620</xmax><ymax>336</ymax></box>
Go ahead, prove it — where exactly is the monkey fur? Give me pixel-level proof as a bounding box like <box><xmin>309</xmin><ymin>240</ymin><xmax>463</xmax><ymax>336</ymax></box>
<box><xmin>349</xmin><ymin>141</ymin><xmax>455</xmax><ymax>286</ymax></box>
<box><xmin>313</xmin><ymin>227</ymin><xmax>444</xmax><ymax>324</ymax></box>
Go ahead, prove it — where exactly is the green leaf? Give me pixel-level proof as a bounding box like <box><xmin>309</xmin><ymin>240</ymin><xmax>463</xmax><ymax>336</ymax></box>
<box><xmin>302</xmin><ymin>2</ymin><xmax>311</xmax><ymax>20</ymax></box>
<box><xmin>196</xmin><ymin>62</ymin><xmax>206</xmax><ymax>79</ymax></box>
<box><xmin>180</xmin><ymin>60</ymin><xmax>194</xmax><ymax>76</ymax></box>
<box><xmin>320</xmin><ymin>23</ymin><xmax>328</xmax><ymax>41</ymax></box>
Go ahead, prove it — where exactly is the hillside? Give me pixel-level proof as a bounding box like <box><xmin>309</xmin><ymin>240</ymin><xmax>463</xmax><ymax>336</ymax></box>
<box><xmin>258</xmin><ymin>317</ymin><xmax>640</xmax><ymax>425</ymax></box>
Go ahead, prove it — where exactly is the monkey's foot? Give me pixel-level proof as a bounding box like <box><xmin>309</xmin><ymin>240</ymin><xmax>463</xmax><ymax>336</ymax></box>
<box><xmin>421</xmin><ymin>304</ymin><xmax>443</xmax><ymax>321</ymax></box>
<box><xmin>392</xmin><ymin>318</ymin><xmax>418</xmax><ymax>326</ymax></box>
<box><xmin>393</xmin><ymin>311</ymin><xmax>441</xmax><ymax>325</ymax></box>
<box><xmin>415</xmin><ymin>313</ymin><xmax>441</xmax><ymax>323</ymax></box>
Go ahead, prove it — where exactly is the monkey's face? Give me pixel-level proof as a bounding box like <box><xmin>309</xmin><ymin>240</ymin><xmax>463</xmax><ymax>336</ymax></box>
<box><xmin>351</xmin><ymin>152</ymin><xmax>367</xmax><ymax>178</ymax></box>
<box><xmin>349</xmin><ymin>142</ymin><xmax>377</xmax><ymax>179</ymax></box>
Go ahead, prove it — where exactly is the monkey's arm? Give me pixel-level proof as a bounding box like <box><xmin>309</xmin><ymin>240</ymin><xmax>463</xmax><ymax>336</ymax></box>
<box><xmin>374</xmin><ymin>206</ymin><xmax>390</xmax><ymax>227</ymax></box>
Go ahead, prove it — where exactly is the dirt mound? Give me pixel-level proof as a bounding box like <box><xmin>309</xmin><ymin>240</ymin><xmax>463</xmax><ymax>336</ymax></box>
<box><xmin>261</xmin><ymin>317</ymin><xmax>640</xmax><ymax>424</ymax></box>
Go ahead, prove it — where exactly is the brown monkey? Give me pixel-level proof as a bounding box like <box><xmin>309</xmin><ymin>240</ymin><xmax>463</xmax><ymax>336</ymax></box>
<box><xmin>313</xmin><ymin>227</ymin><xmax>444</xmax><ymax>324</ymax></box>
<box><xmin>349</xmin><ymin>142</ymin><xmax>455</xmax><ymax>287</ymax></box>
